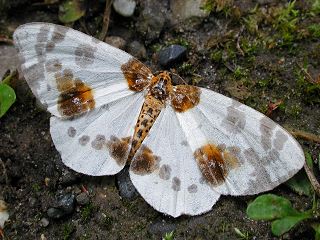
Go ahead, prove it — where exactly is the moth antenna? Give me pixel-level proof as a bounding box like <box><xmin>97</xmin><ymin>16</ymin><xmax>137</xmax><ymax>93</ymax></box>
<box><xmin>171</xmin><ymin>72</ymin><xmax>188</xmax><ymax>85</ymax></box>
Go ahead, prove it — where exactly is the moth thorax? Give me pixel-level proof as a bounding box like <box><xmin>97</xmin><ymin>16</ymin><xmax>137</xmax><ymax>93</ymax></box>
<box><xmin>150</xmin><ymin>72</ymin><xmax>172</xmax><ymax>102</ymax></box>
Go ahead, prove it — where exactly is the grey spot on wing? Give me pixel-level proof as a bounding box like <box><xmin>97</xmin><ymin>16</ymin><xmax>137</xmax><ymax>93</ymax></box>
<box><xmin>260</xmin><ymin>117</ymin><xmax>277</xmax><ymax>150</ymax></box>
<box><xmin>67</xmin><ymin>127</ymin><xmax>76</xmax><ymax>137</ymax></box>
<box><xmin>45</xmin><ymin>25</ymin><xmax>68</xmax><ymax>52</ymax></box>
<box><xmin>199</xmin><ymin>176</ymin><xmax>206</xmax><ymax>184</ymax></box>
<box><xmin>243</xmin><ymin>148</ymin><xmax>260</xmax><ymax>165</ymax></box>
<box><xmin>91</xmin><ymin>134</ymin><xmax>106</xmax><ymax>150</ymax></box>
<box><xmin>261</xmin><ymin>149</ymin><xmax>280</xmax><ymax>165</ymax></box>
<box><xmin>35</xmin><ymin>26</ymin><xmax>50</xmax><ymax>60</ymax></box>
<box><xmin>172</xmin><ymin>177</ymin><xmax>181</xmax><ymax>191</ymax></box>
<box><xmin>159</xmin><ymin>164</ymin><xmax>171</xmax><ymax>180</ymax></box>
<box><xmin>79</xmin><ymin>135</ymin><xmax>90</xmax><ymax>146</ymax></box>
<box><xmin>52</xmin><ymin>25</ymin><xmax>68</xmax><ymax>43</ymax></box>
<box><xmin>187</xmin><ymin>184</ymin><xmax>198</xmax><ymax>193</ymax></box>
<box><xmin>75</xmin><ymin>44</ymin><xmax>97</xmax><ymax>68</ymax></box>
<box><xmin>222</xmin><ymin>106</ymin><xmax>246</xmax><ymax>134</ymax></box>
<box><xmin>231</xmin><ymin>99</ymin><xmax>242</xmax><ymax>107</ymax></box>
<box><xmin>26</xmin><ymin>63</ymin><xmax>45</xmax><ymax>91</ymax></box>
<box><xmin>217</xmin><ymin>143</ymin><xmax>226</xmax><ymax>151</ymax></box>
<box><xmin>273</xmin><ymin>130</ymin><xmax>288</xmax><ymax>150</ymax></box>
<box><xmin>226</xmin><ymin>146</ymin><xmax>241</xmax><ymax>156</ymax></box>
<box><xmin>101</xmin><ymin>104</ymin><xmax>110</xmax><ymax>111</ymax></box>
<box><xmin>181</xmin><ymin>140</ymin><xmax>188</xmax><ymax>146</ymax></box>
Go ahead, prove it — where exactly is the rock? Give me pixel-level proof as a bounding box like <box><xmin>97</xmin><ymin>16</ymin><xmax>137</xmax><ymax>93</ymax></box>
<box><xmin>59</xmin><ymin>170</ymin><xmax>78</xmax><ymax>186</ymax></box>
<box><xmin>113</xmin><ymin>0</ymin><xmax>136</xmax><ymax>17</ymax></box>
<box><xmin>0</xmin><ymin>45</ymin><xmax>19</xmax><ymax>78</ymax></box>
<box><xmin>136</xmin><ymin>0</ymin><xmax>166</xmax><ymax>42</ymax></box>
<box><xmin>116</xmin><ymin>167</ymin><xmax>138</xmax><ymax>199</ymax></box>
<box><xmin>158</xmin><ymin>45</ymin><xmax>187</xmax><ymax>67</ymax></box>
<box><xmin>47</xmin><ymin>207</ymin><xmax>64</xmax><ymax>219</ymax></box>
<box><xmin>127</xmin><ymin>41</ymin><xmax>147</xmax><ymax>59</ymax></box>
<box><xmin>40</xmin><ymin>217</ymin><xmax>49</xmax><ymax>227</ymax></box>
<box><xmin>148</xmin><ymin>220</ymin><xmax>176</xmax><ymax>236</ymax></box>
<box><xmin>104</xmin><ymin>36</ymin><xmax>126</xmax><ymax>50</ymax></box>
<box><xmin>76</xmin><ymin>192</ymin><xmax>90</xmax><ymax>205</ymax></box>
<box><xmin>170</xmin><ymin>0</ymin><xmax>210</xmax><ymax>24</ymax></box>
<box><xmin>47</xmin><ymin>193</ymin><xmax>75</xmax><ymax>219</ymax></box>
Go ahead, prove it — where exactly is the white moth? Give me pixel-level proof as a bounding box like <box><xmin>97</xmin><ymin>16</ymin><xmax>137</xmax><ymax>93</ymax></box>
<box><xmin>13</xmin><ymin>22</ymin><xmax>305</xmax><ymax>217</ymax></box>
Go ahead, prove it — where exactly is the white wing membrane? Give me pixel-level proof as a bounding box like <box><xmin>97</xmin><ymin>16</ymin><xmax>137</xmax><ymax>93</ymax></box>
<box><xmin>50</xmin><ymin>92</ymin><xmax>145</xmax><ymax>175</ymax></box>
<box><xmin>13</xmin><ymin>22</ymin><xmax>148</xmax><ymax>118</ymax></box>
<box><xmin>177</xmin><ymin>88</ymin><xmax>304</xmax><ymax>195</ymax></box>
<box><xmin>130</xmin><ymin>88</ymin><xmax>304</xmax><ymax>217</ymax></box>
<box><xmin>130</xmin><ymin>107</ymin><xmax>221</xmax><ymax>217</ymax></box>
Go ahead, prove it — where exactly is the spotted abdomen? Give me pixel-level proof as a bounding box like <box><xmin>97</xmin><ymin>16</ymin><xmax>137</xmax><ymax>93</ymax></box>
<box><xmin>128</xmin><ymin>95</ymin><xmax>164</xmax><ymax>161</ymax></box>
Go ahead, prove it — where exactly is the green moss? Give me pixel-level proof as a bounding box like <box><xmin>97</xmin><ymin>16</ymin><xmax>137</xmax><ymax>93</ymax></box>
<box><xmin>308</xmin><ymin>24</ymin><xmax>320</xmax><ymax>38</ymax></box>
<box><xmin>81</xmin><ymin>203</ymin><xmax>95</xmax><ymax>222</ymax></box>
<box><xmin>166</xmin><ymin>38</ymin><xmax>190</xmax><ymax>49</ymax></box>
<box><xmin>163</xmin><ymin>231</ymin><xmax>174</xmax><ymax>240</ymax></box>
<box><xmin>103</xmin><ymin>214</ymin><xmax>114</xmax><ymax>230</ymax></box>
<box><xmin>273</xmin><ymin>1</ymin><xmax>300</xmax><ymax>47</ymax></box>
<box><xmin>295</xmin><ymin>67</ymin><xmax>320</xmax><ymax>104</ymax></box>
<box><xmin>311</xmin><ymin>0</ymin><xmax>320</xmax><ymax>15</ymax></box>
<box><xmin>210</xmin><ymin>49</ymin><xmax>223</xmax><ymax>63</ymax></box>
<box><xmin>32</xmin><ymin>183</ymin><xmax>41</xmax><ymax>192</ymax></box>
<box><xmin>233</xmin><ymin>66</ymin><xmax>248</xmax><ymax>79</ymax></box>
<box><xmin>202</xmin><ymin>0</ymin><xmax>234</xmax><ymax>16</ymax></box>
<box><xmin>62</xmin><ymin>223</ymin><xmax>74</xmax><ymax>240</ymax></box>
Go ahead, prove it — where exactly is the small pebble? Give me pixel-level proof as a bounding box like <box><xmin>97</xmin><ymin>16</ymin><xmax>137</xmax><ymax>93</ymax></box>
<box><xmin>127</xmin><ymin>41</ymin><xmax>147</xmax><ymax>59</ymax></box>
<box><xmin>113</xmin><ymin>0</ymin><xmax>136</xmax><ymax>17</ymax></box>
<box><xmin>116</xmin><ymin>167</ymin><xmax>138</xmax><ymax>199</ymax></box>
<box><xmin>105</xmin><ymin>36</ymin><xmax>126</xmax><ymax>50</ymax></box>
<box><xmin>40</xmin><ymin>217</ymin><xmax>49</xmax><ymax>227</ymax></box>
<box><xmin>47</xmin><ymin>194</ymin><xmax>75</xmax><ymax>219</ymax></box>
<box><xmin>158</xmin><ymin>45</ymin><xmax>187</xmax><ymax>67</ymax></box>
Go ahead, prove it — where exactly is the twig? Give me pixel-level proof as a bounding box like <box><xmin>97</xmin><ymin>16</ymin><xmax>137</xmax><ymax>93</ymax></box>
<box><xmin>304</xmin><ymin>163</ymin><xmax>320</xmax><ymax>197</ymax></box>
<box><xmin>296</xmin><ymin>62</ymin><xmax>317</xmax><ymax>84</ymax></box>
<box><xmin>236</xmin><ymin>26</ymin><xmax>245</xmax><ymax>56</ymax></box>
<box><xmin>0</xmin><ymin>36</ymin><xmax>13</xmax><ymax>45</ymax></box>
<box><xmin>0</xmin><ymin>158</ymin><xmax>8</xmax><ymax>185</ymax></box>
<box><xmin>99</xmin><ymin>0</ymin><xmax>113</xmax><ymax>41</ymax></box>
<box><xmin>287</xmin><ymin>128</ymin><xmax>320</xmax><ymax>144</ymax></box>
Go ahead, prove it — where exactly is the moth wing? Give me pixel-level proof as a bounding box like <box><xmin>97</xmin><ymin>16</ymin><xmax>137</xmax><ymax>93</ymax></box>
<box><xmin>175</xmin><ymin>87</ymin><xmax>304</xmax><ymax>196</ymax></box>
<box><xmin>13</xmin><ymin>22</ymin><xmax>152</xmax><ymax>118</ymax></box>
<box><xmin>50</xmin><ymin>92</ymin><xmax>145</xmax><ymax>175</ymax></box>
<box><xmin>129</xmin><ymin>106</ymin><xmax>221</xmax><ymax>217</ymax></box>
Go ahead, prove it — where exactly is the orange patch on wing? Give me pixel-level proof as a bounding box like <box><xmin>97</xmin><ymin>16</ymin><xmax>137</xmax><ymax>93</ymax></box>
<box><xmin>106</xmin><ymin>136</ymin><xmax>131</xmax><ymax>166</ymax></box>
<box><xmin>171</xmin><ymin>85</ymin><xmax>200</xmax><ymax>112</ymax></box>
<box><xmin>56</xmin><ymin>69</ymin><xmax>95</xmax><ymax>117</ymax></box>
<box><xmin>194</xmin><ymin>143</ymin><xmax>239</xmax><ymax>186</ymax></box>
<box><xmin>121</xmin><ymin>58</ymin><xmax>152</xmax><ymax>91</ymax></box>
<box><xmin>130</xmin><ymin>145</ymin><xmax>160</xmax><ymax>175</ymax></box>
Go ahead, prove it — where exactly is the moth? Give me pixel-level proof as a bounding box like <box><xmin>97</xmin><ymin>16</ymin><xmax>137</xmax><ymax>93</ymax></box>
<box><xmin>13</xmin><ymin>23</ymin><xmax>305</xmax><ymax>217</ymax></box>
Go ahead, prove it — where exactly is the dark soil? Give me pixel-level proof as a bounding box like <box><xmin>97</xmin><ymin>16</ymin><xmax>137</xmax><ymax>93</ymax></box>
<box><xmin>0</xmin><ymin>0</ymin><xmax>319</xmax><ymax>239</ymax></box>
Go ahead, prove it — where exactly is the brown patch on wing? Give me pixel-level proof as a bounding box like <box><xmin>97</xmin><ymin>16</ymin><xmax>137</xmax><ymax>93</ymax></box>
<box><xmin>45</xmin><ymin>59</ymin><xmax>62</xmax><ymax>72</ymax></box>
<box><xmin>130</xmin><ymin>145</ymin><xmax>160</xmax><ymax>175</ymax></box>
<box><xmin>194</xmin><ymin>143</ymin><xmax>240</xmax><ymax>186</ymax></box>
<box><xmin>170</xmin><ymin>85</ymin><xmax>201</xmax><ymax>112</ymax></box>
<box><xmin>121</xmin><ymin>58</ymin><xmax>152</xmax><ymax>91</ymax></box>
<box><xmin>56</xmin><ymin>69</ymin><xmax>95</xmax><ymax>117</ymax></box>
<box><xmin>106</xmin><ymin>136</ymin><xmax>131</xmax><ymax>166</ymax></box>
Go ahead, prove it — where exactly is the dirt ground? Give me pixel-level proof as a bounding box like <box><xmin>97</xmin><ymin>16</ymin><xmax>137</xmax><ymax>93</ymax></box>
<box><xmin>0</xmin><ymin>0</ymin><xmax>319</xmax><ymax>239</ymax></box>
